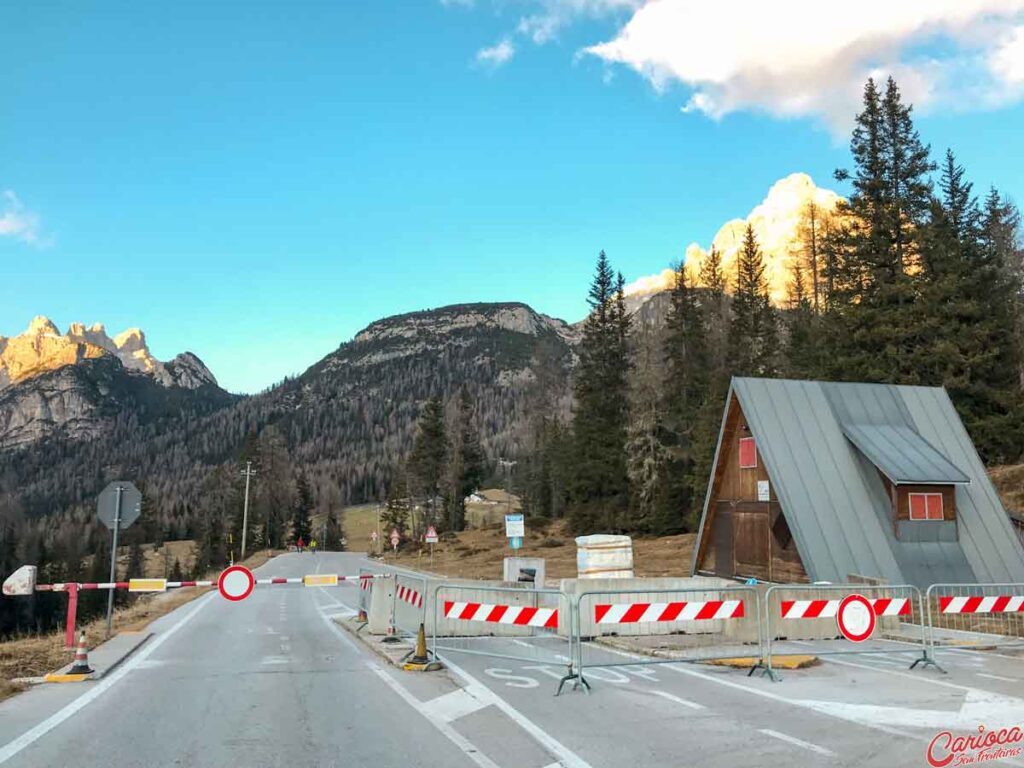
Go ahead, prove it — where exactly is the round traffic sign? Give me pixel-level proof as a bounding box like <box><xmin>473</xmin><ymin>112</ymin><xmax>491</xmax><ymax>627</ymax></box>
<box><xmin>837</xmin><ymin>593</ymin><xmax>876</xmax><ymax>643</ymax></box>
<box><xmin>218</xmin><ymin>565</ymin><xmax>255</xmax><ymax>602</ymax></box>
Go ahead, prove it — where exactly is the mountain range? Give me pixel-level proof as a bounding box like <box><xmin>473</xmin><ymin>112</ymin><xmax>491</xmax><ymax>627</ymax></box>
<box><xmin>0</xmin><ymin>302</ymin><xmax>579</xmax><ymax>523</ymax></box>
<box><xmin>0</xmin><ymin>171</ymin><xmax>839</xmax><ymax>520</ymax></box>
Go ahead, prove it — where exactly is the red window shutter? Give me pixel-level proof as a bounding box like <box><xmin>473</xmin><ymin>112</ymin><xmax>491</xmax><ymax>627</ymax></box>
<box><xmin>926</xmin><ymin>494</ymin><xmax>944</xmax><ymax>520</ymax></box>
<box><xmin>738</xmin><ymin>437</ymin><xmax>757</xmax><ymax>469</ymax></box>
<box><xmin>909</xmin><ymin>494</ymin><xmax>927</xmax><ymax>520</ymax></box>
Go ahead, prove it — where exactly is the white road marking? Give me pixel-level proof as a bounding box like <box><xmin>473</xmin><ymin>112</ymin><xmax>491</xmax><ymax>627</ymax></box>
<box><xmin>368</xmin><ymin>665</ymin><xmax>502</xmax><ymax>768</ymax></box>
<box><xmin>976</xmin><ymin>673</ymin><xmax>1018</xmax><ymax>682</ymax></box>
<box><xmin>0</xmin><ymin>593</ymin><xmax>214</xmax><ymax>766</ymax></box>
<box><xmin>420</xmin><ymin>687</ymin><xmax>490</xmax><ymax>723</ymax></box>
<box><xmin>759</xmin><ymin>729</ymin><xmax>835</xmax><ymax>757</ymax></box>
<box><xmin>439</xmin><ymin>655</ymin><xmax>595</xmax><ymax>768</ymax></box>
<box><xmin>650</xmin><ymin>690</ymin><xmax>704</xmax><ymax>710</ymax></box>
<box><xmin>261</xmin><ymin>656</ymin><xmax>289</xmax><ymax>665</ymax></box>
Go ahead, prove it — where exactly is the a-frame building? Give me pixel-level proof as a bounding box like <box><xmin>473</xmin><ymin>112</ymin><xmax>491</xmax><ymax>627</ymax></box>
<box><xmin>691</xmin><ymin>377</ymin><xmax>1024</xmax><ymax>587</ymax></box>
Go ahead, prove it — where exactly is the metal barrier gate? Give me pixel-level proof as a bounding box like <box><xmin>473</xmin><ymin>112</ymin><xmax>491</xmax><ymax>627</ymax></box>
<box><xmin>925</xmin><ymin>582</ymin><xmax>1024</xmax><ymax>654</ymax></box>
<box><xmin>392</xmin><ymin>572</ymin><xmax>428</xmax><ymax>639</ymax></box>
<box><xmin>762</xmin><ymin>583</ymin><xmax>935</xmax><ymax>680</ymax></box>
<box><xmin>430</xmin><ymin>583</ymin><xmax>582</xmax><ymax>694</ymax></box>
<box><xmin>575</xmin><ymin>586</ymin><xmax>763</xmax><ymax>687</ymax></box>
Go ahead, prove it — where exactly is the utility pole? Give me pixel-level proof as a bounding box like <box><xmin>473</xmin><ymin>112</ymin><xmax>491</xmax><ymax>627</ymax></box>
<box><xmin>105</xmin><ymin>485</ymin><xmax>123</xmax><ymax>637</ymax></box>
<box><xmin>240</xmin><ymin>461</ymin><xmax>257</xmax><ymax>562</ymax></box>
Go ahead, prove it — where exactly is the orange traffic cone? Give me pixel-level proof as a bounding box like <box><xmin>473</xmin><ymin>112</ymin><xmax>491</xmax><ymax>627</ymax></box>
<box><xmin>69</xmin><ymin>632</ymin><xmax>93</xmax><ymax>675</ymax></box>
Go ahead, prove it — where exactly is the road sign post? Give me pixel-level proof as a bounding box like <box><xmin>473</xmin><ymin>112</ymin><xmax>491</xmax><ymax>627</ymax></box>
<box><xmin>505</xmin><ymin>513</ymin><xmax>524</xmax><ymax>553</ymax></box>
<box><xmin>425</xmin><ymin>525</ymin><xmax>438</xmax><ymax>568</ymax></box>
<box><xmin>390</xmin><ymin>528</ymin><xmax>400</xmax><ymax>554</ymax></box>
<box><xmin>97</xmin><ymin>481</ymin><xmax>142</xmax><ymax>638</ymax></box>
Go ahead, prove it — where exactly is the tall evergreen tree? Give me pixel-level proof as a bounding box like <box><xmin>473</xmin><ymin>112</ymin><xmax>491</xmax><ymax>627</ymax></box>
<box><xmin>408</xmin><ymin>397</ymin><xmax>448</xmax><ymax>531</ymax></box>
<box><xmin>569</xmin><ymin>251</ymin><xmax>632</xmax><ymax>532</ymax></box>
<box><xmin>785</xmin><ymin>257</ymin><xmax>818</xmax><ymax>378</ymax></box>
<box><xmin>653</xmin><ymin>262</ymin><xmax>709</xmax><ymax>533</ymax></box>
<box><xmin>727</xmin><ymin>224</ymin><xmax>778</xmax><ymax>377</ymax></box>
<box><xmin>828</xmin><ymin>76</ymin><xmax>934</xmax><ymax>383</ymax></box>
<box><xmin>445</xmin><ymin>387</ymin><xmax>486</xmax><ymax>532</ymax></box>
<box><xmin>291</xmin><ymin>473</ymin><xmax>314</xmax><ymax>543</ymax></box>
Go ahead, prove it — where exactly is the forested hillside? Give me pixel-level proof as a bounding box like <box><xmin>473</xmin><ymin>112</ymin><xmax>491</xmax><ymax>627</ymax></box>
<box><xmin>516</xmin><ymin>76</ymin><xmax>1024</xmax><ymax>538</ymax></box>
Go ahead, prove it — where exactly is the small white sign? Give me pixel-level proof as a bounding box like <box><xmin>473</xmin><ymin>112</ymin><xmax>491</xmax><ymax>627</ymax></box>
<box><xmin>505</xmin><ymin>513</ymin><xmax>525</xmax><ymax>538</ymax></box>
<box><xmin>425</xmin><ymin>525</ymin><xmax>438</xmax><ymax>544</ymax></box>
<box><xmin>757</xmin><ymin>480</ymin><xmax>770</xmax><ymax>502</ymax></box>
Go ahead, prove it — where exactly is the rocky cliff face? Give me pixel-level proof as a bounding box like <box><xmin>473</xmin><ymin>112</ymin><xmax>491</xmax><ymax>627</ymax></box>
<box><xmin>0</xmin><ymin>317</ymin><xmax>229</xmax><ymax>449</ymax></box>
<box><xmin>0</xmin><ymin>316</ymin><xmax>219</xmax><ymax>391</ymax></box>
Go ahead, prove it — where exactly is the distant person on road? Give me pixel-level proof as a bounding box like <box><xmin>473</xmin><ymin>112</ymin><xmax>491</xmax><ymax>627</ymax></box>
<box><xmin>296</xmin><ymin>536</ymin><xmax>305</xmax><ymax>553</ymax></box>
<box><xmin>309</xmin><ymin>538</ymin><xmax>318</xmax><ymax>554</ymax></box>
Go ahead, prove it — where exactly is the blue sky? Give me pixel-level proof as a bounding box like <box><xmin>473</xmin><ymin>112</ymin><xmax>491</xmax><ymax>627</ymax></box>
<box><xmin>2</xmin><ymin>1</ymin><xmax>1023</xmax><ymax>393</ymax></box>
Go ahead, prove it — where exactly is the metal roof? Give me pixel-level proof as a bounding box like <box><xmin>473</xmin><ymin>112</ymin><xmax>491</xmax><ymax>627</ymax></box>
<box><xmin>840</xmin><ymin>423</ymin><xmax>970</xmax><ymax>485</ymax></box>
<box><xmin>691</xmin><ymin>377</ymin><xmax>1024</xmax><ymax>587</ymax></box>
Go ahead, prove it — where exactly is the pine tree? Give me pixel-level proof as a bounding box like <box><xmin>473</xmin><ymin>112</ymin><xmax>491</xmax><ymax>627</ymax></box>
<box><xmin>570</xmin><ymin>252</ymin><xmax>632</xmax><ymax>533</ymax></box>
<box><xmin>445</xmin><ymin>387</ymin><xmax>485</xmax><ymax>532</ymax></box>
<box><xmin>408</xmin><ymin>396</ymin><xmax>448</xmax><ymax>532</ymax></box>
<box><xmin>324</xmin><ymin>506</ymin><xmax>344</xmax><ymax>551</ymax></box>
<box><xmin>827</xmin><ymin>76</ymin><xmax>933</xmax><ymax>383</ymax></box>
<box><xmin>653</xmin><ymin>261</ymin><xmax>709</xmax><ymax>533</ymax></box>
<box><xmin>785</xmin><ymin>257</ymin><xmax>818</xmax><ymax>378</ymax></box>
<box><xmin>727</xmin><ymin>224</ymin><xmax>778</xmax><ymax>377</ymax></box>
<box><xmin>291</xmin><ymin>473</ymin><xmax>313</xmax><ymax>543</ymax></box>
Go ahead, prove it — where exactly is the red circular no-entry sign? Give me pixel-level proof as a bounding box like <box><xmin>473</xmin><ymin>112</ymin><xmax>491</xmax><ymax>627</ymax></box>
<box><xmin>218</xmin><ymin>565</ymin><xmax>255</xmax><ymax>602</ymax></box>
<box><xmin>837</xmin><ymin>593</ymin><xmax>876</xmax><ymax>643</ymax></box>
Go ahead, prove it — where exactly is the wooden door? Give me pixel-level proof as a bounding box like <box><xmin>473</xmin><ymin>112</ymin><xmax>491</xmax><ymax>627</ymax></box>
<box><xmin>733</xmin><ymin>508</ymin><xmax>770</xmax><ymax>580</ymax></box>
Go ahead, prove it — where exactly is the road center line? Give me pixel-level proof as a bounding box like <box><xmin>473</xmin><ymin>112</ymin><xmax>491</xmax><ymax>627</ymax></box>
<box><xmin>976</xmin><ymin>673</ymin><xmax>1018</xmax><ymax>682</ymax></box>
<box><xmin>758</xmin><ymin>728</ymin><xmax>836</xmax><ymax>757</ymax></box>
<box><xmin>650</xmin><ymin>690</ymin><xmax>704</xmax><ymax>710</ymax></box>
<box><xmin>0</xmin><ymin>592</ymin><xmax>214</xmax><ymax>766</ymax></box>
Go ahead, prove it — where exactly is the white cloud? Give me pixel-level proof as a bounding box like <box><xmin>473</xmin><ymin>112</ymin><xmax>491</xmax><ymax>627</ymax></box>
<box><xmin>991</xmin><ymin>26</ymin><xmax>1024</xmax><ymax>85</ymax></box>
<box><xmin>583</xmin><ymin>0</ymin><xmax>1024</xmax><ymax>130</ymax></box>
<box><xmin>517</xmin><ymin>0</ymin><xmax>641</xmax><ymax>44</ymax></box>
<box><xmin>477</xmin><ymin>39</ymin><xmax>516</xmax><ymax>67</ymax></box>
<box><xmin>0</xmin><ymin>191</ymin><xmax>44</xmax><ymax>247</ymax></box>
<box><xmin>440</xmin><ymin>0</ymin><xmax>474</xmax><ymax>6</ymax></box>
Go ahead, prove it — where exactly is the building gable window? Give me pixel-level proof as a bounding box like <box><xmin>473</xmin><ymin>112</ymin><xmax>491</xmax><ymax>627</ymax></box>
<box><xmin>738</xmin><ymin>437</ymin><xmax>757</xmax><ymax>469</ymax></box>
<box><xmin>909</xmin><ymin>492</ymin><xmax>943</xmax><ymax>521</ymax></box>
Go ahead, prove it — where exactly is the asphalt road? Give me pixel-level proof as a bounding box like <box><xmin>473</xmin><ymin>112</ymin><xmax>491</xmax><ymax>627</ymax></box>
<box><xmin>2</xmin><ymin>552</ymin><xmax>1024</xmax><ymax>768</ymax></box>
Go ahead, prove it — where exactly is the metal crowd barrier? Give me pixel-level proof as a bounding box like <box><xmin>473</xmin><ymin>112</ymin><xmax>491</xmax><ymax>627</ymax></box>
<box><xmin>357</xmin><ymin>566</ymin><xmax>376</xmax><ymax>621</ymax></box>
<box><xmin>391</xmin><ymin>572</ymin><xmax>428</xmax><ymax>639</ymax></box>
<box><xmin>761</xmin><ymin>583</ymin><xmax>934</xmax><ymax>680</ymax></box>
<box><xmin>574</xmin><ymin>586</ymin><xmax>763</xmax><ymax>687</ymax></box>
<box><xmin>429</xmin><ymin>583</ymin><xmax>581</xmax><ymax>694</ymax></box>
<box><xmin>925</xmin><ymin>582</ymin><xmax>1024</xmax><ymax>655</ymax></box>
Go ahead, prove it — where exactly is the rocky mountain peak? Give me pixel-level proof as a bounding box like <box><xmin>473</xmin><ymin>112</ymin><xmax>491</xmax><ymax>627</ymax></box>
<box><xmin>27</xmin><ymin>315</ymin><xmax>61</xmax><ymax>337</ymax></box>
<box><xmin>0</xmin><ymin>317</ymin><xmax>219</xmax><ymax>391</ymax></box>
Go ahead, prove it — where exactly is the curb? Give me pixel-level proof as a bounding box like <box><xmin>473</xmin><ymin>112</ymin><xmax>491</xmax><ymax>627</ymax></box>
<box><xmin>334</xmin><ymin>616</ymin><xmax>411</xmax><ymax>669</ymax></box>
<box><xmin>43</xmin><ymin>632</ymin><xmax>153</xmax><ymax>684</ymax></box>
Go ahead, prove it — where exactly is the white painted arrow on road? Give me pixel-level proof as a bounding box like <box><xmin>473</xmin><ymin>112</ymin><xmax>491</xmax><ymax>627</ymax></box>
<box><xmin>796</xmin><ymin>689</ymin><xmax>1024</xmax><ymax>730</ymax></box>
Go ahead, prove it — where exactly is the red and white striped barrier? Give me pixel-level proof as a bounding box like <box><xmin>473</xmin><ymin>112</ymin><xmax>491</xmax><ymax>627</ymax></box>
<box><xmin>938</xmin><ymin>595</ymin><xmax>1024</xmax><ymax>614</ymax></box>
<box><xmin>35</xmin><ymin>573</ymin><xmax>385</xmax><ymax>593</ymax></box>
<box><xmin>781</xmin><ymin>597</ymin><xmax>911</xmax><ymax>619</ymax></box>
<box><xmin>443</xmin><ymin>600</ymin><xmax>558</xmax><ymax>629</ymax></box>
<box><xmin>397</xmin><ymin>584</ymin><xmax>423</xmax><ymax>609</ymax></box>
<box><xmin>594</xmin><ymin>600</ymin><xmax>744</xmax><ymax>624</ymax></box>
